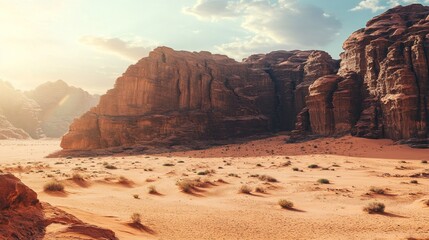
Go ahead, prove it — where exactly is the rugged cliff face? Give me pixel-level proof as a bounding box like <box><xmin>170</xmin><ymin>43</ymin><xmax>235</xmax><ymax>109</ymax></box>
<box><xmin>61</xmin><ymin>4</ymin><xmax>429</xmax><ymax>151</ymax></box>
<box><xmin>61</xmin><ymin>48</ymin><xmax>337</xmax><ymax>150</ymax></box>
<box><xmin>305</xmin><ymin>4</ymin><xmax>429</xmax><ymax>141</ymax></box>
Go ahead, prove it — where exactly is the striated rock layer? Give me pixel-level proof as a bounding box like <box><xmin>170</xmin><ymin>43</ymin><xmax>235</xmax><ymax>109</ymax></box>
<box><xmin>304</xmin><ymin>4</ymin><xmax>429</xmax><ymax>141</ymax></box>
<box><xmin>61</xmin><ymin>48</ymin><xmax>337</xmax><ymax>150</ymax></box>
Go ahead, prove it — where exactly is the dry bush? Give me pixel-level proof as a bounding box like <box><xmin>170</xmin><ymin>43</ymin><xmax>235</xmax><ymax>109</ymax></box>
<box><xmin>148</xmin><ymin>185</ymin><xmax>158</xmax><ymax>194</ymax></box>
<box><xmin>131</xmin><ymin>213</ymin><xmax>141</xmax><ymax>224</ymax></box>
<box><xmin>258</xmin><ymin>175</ymin><xmax>278</xmax><ymax>182</ymax></box>
<box><xmin>176</xmin><ymin>179</ymin><xmax>195</xmax><ymax>193</ymax></box>
<box><xmin>363</xmin><ymin>202</ymin><xmax>385</xmax><ymax>214</ymax></box>
<box><xmin>369</xmin><ymin>187</ymin><xmax>385</xmax><ymax>194</ymax></box>
<box><xmin>43</xmin><ymin>181</ymin><xmax>64</xmax><ymax>192</ymax></box>
<box><xmin>239</xmin><ymin>185</ymin><xmax>252</xmax><ymax>194</ymax></box>
<box><xmin>278</xmin><ymin>199</ymin><xmax>294</xmax><ymax>209</ymax></box>
<box><xmin>317</xmin><ymin>178</ymin><xmax>330</xmax><ymax>184</ymax></box>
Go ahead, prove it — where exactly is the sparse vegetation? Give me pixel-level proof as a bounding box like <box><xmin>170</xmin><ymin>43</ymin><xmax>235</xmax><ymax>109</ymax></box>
<box><xmin>163</xmin><ymin>163</ymin><xmax>175</xmax><ymax>167</ymax></box>
<box><xmin>292</xmin><ymin>167</ymin><xmax>299</xmax><ymax>171</ymax></box>
<box><xmin>258</xmin><ymin>175</ymin><xmax>278</xmax><ymax>182</ymax></box>
<box><xmin>422</xmin><ymin>160</ymin><xmax>428</xmax><ymax>164</ymax></box>
<box><xmin>228</xmin><ymin>173</ymin><xmax>240</xmax><ymax>178</ymax></box>
<box><xmin>104</xmin><ymin>164</ymin><xmax>117</xmax><ymax>170</ymax></box>
<box><xmin>177</xmin><ymin>179</ymin><xmax>195</xmax><ymax>193</ymax></box>
<box><xmin>133</xmin><ymin>194</ymin><xmax>139</xmax><ymax>199</ymax></box>
<box><xmin>424</xmin><ymin>199</ymin><xmax>429</xmax><ymax>207</ymax></box>
<box><xmin>363</xmin><ymin>202</ymin><xmax>385</xmax><ymax>214</ymax></box>
<box><xmin>369</xmin><ymin>187</ymin><xmax>385</xmax><ymax>194</ymax></box>
<box><xmin>255</xmin><ymin>186</ymin><xmax>266</xmax><ymax>193</ymax></box>
<box><xmin>308</xmin><ymin>164</ymin><xmax>319</xmax><ymax>169</ymax></box>
<box><xmin>317</xmin><ymin>178</ymin><xmax>330</xmax><ymax>184</ymax></box>
<box><xmin>43</xmin><ymin>181</ymin><xmax>65</xmax><ymax>192</ymax></box>
<box><xmin>71</xmin><ymin>173</ymin><xmax>84</xmax><ymax>181</ymax></box>
<box><xmin>239</xmin><ymin>185</ymin><xmax>252</xmax><ymax>194</ymax></box>
<box><xmin>278</xmin><ymin>199</ymin><xmax>294</xmax><ymax>209</ymax></box>
<box><xmin>410</xmin><ymin>180</ymin><xmax>418</xmax><ymax>184</ymax></box>
<box><xmin>148</xmin><ymin>185</ymin><xmax>158</xmax><ymax>194</ymax></box>
<box><xmin>131</xmin><ymin>213</ymin><xmax>141</xmax><ymax>224</ymax></box>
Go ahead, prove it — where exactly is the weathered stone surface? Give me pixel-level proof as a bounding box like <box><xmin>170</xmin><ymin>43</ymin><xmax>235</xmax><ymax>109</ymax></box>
<box><xmin>343</xmin><ymin>4</ymin><xmax>429</xmax><ymax>140</ymax></box>
<box><xmin>307</xmin><ymin>4</ymin><xmax>429</xmax><ymax>140</ymax></box>
<box><xmin>61</xmin><ymin>47</ymin><xmax>336</xmax><ymax>150</ymax></box>
<box><xmin>0</xmin><ymin>174</ymin><xmax>118</xmax><ymax>240</ymax></box>
<box><xmin>0</xmin><ymin>174</ymin><xmax>44</xmax><ymax>240</ymax></box>
<box><xmin>26</xmin><ymin>80</ymin><xmax>100</xmax><ymax>138</ymax></box>
<box><xmin>61</xmin><ymin>47</ymin><xmax>337</xmax><ymax>150</ymax></box>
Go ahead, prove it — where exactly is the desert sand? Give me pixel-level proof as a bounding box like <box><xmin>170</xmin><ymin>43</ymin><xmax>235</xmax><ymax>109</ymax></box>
<box><xmin>1</xmin><ymin>136</ymin><xmax>428</xmax><ymax>240</ymax></box>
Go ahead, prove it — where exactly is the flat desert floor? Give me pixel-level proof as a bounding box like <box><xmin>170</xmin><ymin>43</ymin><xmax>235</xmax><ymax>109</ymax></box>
<box><xmin>1</xmin><ymin>136</ymin><xmax>429</xmax><ymax>240</ymax></box>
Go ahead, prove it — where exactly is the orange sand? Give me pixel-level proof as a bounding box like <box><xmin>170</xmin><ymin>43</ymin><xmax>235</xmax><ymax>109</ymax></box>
<box><xmin>0</xmin><ymin>136</ymin><xmax>428</xmax><ymax>239</ymax></box>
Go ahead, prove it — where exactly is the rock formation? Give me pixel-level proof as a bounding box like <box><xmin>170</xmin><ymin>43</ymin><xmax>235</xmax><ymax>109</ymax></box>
<box><xmin>305</xmin><ymin>4</ymin><xmax>429</xmax><ymax>141</ymax></box>
<box><xmin>26</xmin><ymin>80</ymin><xmax>100</xmax><ymax>138</ymax></box>
<box><xmin>0</xmin><ymin>173</ymin><xmax>118</xmax><ymax>240</ymax></box>
<box><xmin>0</xmin><ymin>80</ymin><xmax>99</xmax><ymax>139</ymax></box>
<box><xmin>61</xmin><ymin>48</ymin><xmax>337</xmax><ymax>150</ymax></box>
<box><xmin>61</xmin><ymin>4</ymin><xmax>429</xmax><ymax>151</ymax></box>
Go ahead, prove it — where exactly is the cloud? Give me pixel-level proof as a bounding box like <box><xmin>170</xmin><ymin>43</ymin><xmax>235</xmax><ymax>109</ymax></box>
<box><xmin>183</xmin><ymin>0</ymin><xmax>239</xmax><ymax>20</ymax></box>
<box><xmin>184</xmin><ymin>0</ymin><xmax>341</xmax><ymax>60</ymax></box>
<box><xmin>80</xmin><ymin>36</ymin><xmax>155</xmax><ymax>62</ymax></box>
<box><xmin>352</xmin><ymin>0</ymin><xmax>429</xmax><ymax>12</ymax></box>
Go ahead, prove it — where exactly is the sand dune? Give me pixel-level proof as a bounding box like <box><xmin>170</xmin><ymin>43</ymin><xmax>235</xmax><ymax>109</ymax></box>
<box><xmin>0</xmin><ymin>136</ymin><xmax>428</xmax><ymax>239</ymax></box>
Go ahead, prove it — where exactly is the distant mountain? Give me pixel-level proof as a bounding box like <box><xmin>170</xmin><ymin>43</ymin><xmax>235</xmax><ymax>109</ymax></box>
<box><xmin>0</xmin><ymin>80</ymin><xmax>99</xmax><ymax>139</ymax></box>
<box><xmin>25</xmin><ymin>80</ymin><xmax>100</xmax><ymax>138</ymax></box>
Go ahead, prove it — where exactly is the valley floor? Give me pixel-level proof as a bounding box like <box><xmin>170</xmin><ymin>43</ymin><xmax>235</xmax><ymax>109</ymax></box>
<box><xmin>1</xmin><ymin>136</ymin><xmax>428</xmax><ymax>240</ymax></box>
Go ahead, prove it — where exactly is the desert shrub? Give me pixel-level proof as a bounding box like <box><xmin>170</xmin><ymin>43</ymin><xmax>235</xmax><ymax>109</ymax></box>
<box><xmin>163</xmin><ymin>163</ymin><xmax>175</xmax><ymax>167</ymax></box>
<box><xmin>421</xmin><ymin>160</ymin><xmax>428</xmax><ymax>164</ymax></box>
<box><xmin>369</xmin><ymin>187</ymin><xmax>385</xmax><ymax>194</ymax></box>
<box><xmin>228</xmin><ymin>173</ymin><xmax>240</xmax><ymax>178</ymax></box>
<box><xmin>105</xmin><ymin>164</ymin><xmax>117</xmax><ymax>170</ymax></box>
<box><xmin>424</xmin><ymin>199</ymin><xmax>429</xmax><ymax>207</ymax></box>
<box><xmin>43</xmin><ymin>181</ymin><xmax>64</xmax><ymax>192</ymax></box>
<box><xmin>363</xmin><ymin>202</ymin><xmax>385</xmax><ymax>214</ymax></box>
<box><xmin>239</xmin><ymin>185</ymin><xmax>252</xmax><ymax>194</ymax></box>
<box><xmin>258</xmin><ymin>175</ymin><xmax>278</xmax><ymax>182</ymax></box>
<box><xmin>133</xmin><ymin>194</ymin><xmax>139</xmax><ymax>199</ymax></box>
<box><xmin>176</xmin><ymin>179</ymin><xmax>194</xmax><ymax>193</ymax></box>
<box><xmin>278</xmin><ymin>199</ymin><xmax>294</xmax><ymax>209</ymax></box>
<box><xmin>317</xmin><ymin>178</ymin><xmax>330</xmax><ymax>184</ymax></box>
<box><xmin>148</xmin><ymin>185</ymin><xmax>158</xmax><ymax>194</ymax></box>
<box><xmin>255</xmin><ymin>187</ymin><xmax>266</xmax><ymax>193</ymax></box>
<box><xmin>410</xmin><ymin>180</ymin><xmax>418</xmax><ymax>184</ymax></box>
<box><xmin>308</xmin><ymin>164</ymin><xmax>319</xmax><ymax>169</ymax></box>
<box><xmin>131</xmin><ymin>213</ymin><xmax>141</xmax><ymax>224</ymax></box>
<box><xmin>72</xmin><ymin>173</ymin><xmax>84</xmax><ymax>181</ymax></box>
<box><xmin>292</xmin><ymin>167</ymin><xmax>299</xmax><ymax>171</ymax></box>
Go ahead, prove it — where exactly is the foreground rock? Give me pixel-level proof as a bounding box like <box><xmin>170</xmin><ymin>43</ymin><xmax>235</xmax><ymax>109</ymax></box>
<box><xmin>0</xmin><ymin>174</ymin><xmax>118</xmax><ymax>240</ymax></box>
<box><xmin>61</xmin><ymin>48</ymin><xmax>337</xmax><ymax>150</ymax></box>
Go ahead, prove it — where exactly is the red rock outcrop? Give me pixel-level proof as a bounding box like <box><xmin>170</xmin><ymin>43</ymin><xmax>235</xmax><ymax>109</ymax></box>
<box><xmin>0</xmin><ymin>174</ymin><xmax>44</xmax><ymax>239</ymax></box>
<box><xmin>61</xmin><ymin>47</ymin><xmax>337</xmax><ymax>150</ymax></box>
<box><xmin>0</xmin><ymin>174</ymin><xmax>118</xmax><ymax>240</ymax></box>
<box><xmin>306</xmin><ymin>4</ymin><xmax>429</xmax><ymax>141</ymax></box>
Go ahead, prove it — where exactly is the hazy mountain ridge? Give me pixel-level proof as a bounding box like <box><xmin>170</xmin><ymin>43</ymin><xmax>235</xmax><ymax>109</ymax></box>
<box><xmin>0</xmin><ymin>80</ymin><xmax>99</xmax><ymax>139</ymax></box>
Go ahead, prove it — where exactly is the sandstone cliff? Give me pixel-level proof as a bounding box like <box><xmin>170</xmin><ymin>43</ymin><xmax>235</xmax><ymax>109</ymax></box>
<box><xmin>61</xmin><ymin>48</ymin><xmax>337</xmax><ymax>150</ymax></box>
<box><xmin>305</xmin><ymin>4</ymin><xmax>429</xmax><ymax>141</ymax></box>
<box><xmin>61</xmin><ymin>4</ymin><xmax>429</xmax><ymax>151</ymax></box>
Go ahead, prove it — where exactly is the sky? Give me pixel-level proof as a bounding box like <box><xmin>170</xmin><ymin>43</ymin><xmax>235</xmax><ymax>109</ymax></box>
<box><xmin>0</xmin><ymin>0</ymin><xmax>428</xmax><ymax>94</ymax></box>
